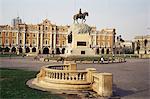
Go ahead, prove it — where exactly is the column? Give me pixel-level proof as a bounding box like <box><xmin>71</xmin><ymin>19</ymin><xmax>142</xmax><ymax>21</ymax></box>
<box><xmin>40</xmin><ymin>32</ymin><xmax>43</xmax><ymax>53</ymax></box>
<box><xmin>95</xmin><ymin>34</ymin><xmax>97</xmax><ymax>46</ymax></box>
<box><xmin>50</xmin><ymin>32</ymin><xmax>52</xmax><ymax>50</ymax></box>
<box><xmin>36</xmin><ymin>32</ymin><xmax>39</xmax><ymax>53</ymax></box>
<box><xmin>16</xmin><ymin>32</ymin><xmax>19</xmax><ymax>54</ymax></box>
<box><xmin>53</xmin><ymin>33</ymin><xmax>56</xmax><ymax>50</ymax></box>
<box><xmin>16</xmin><ymin>32</ymin><xmax>19</xmax><ymax>46</ymax></box>
<box><xmin>23</xmin><ymin>31</ymin><xmax>26</xmax><ymax>53</ymax></box>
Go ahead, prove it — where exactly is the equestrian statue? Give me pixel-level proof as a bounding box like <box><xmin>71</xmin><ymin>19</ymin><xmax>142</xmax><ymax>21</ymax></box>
<box><xmin>73</xmin><ymin>8</ymin><xmax>89</xmax><ymax>23</ymax></box>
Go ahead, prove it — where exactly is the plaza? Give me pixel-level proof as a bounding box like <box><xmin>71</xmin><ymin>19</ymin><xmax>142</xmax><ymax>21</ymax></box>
<box><xmin>0</xmin><ymin>56</ymin><xmax>149</xmax><ymax>99</ymax></box>
<box><xmin>0</xmin><ymin>0</ymin><xmax>149</xmax><ymax>98</ymax></box>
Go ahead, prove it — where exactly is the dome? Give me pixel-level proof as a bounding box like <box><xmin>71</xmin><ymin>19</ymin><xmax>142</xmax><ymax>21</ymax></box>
<box><xmin>69</xmin><ymin>23</ymin><xmax>91</xmax><ymax>34</ymax></box>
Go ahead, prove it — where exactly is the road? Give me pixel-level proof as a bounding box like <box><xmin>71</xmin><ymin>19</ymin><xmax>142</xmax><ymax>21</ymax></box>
<box><xmin>0</xmin><ymin>57</ymin><xmax>150</xmax><ymax>99</ymax></box>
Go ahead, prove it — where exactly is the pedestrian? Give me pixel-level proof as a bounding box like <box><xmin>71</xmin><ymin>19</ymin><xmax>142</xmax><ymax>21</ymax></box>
<box><xmin>101</xmin><ymin>56</ymin><xmax>104</xmax><ymax>63</ymax></box>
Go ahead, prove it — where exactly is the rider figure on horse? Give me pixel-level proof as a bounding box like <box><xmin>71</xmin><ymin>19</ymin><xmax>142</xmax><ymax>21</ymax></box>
<box><xmin>73</xmin><ymin>8</ymin><xmax>88</xmax><ymax>23</ymax></box>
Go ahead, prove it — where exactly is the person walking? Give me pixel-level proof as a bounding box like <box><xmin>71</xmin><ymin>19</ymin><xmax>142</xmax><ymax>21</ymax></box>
<box><xmin>101</xmin><ymin>56</ymin><xmax>104</xmax><ymax>63</ymax></box>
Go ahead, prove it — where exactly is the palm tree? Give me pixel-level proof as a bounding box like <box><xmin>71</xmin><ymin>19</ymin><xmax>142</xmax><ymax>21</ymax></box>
<box><xmin>144</xmin><ymin>39</ymin><xmax>148</xmax><ymax>54</ymax></box>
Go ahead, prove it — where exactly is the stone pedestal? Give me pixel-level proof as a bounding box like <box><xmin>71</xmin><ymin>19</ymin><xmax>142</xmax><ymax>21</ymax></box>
<box><xmin>86</xmin><ymin>68</ymin><xmax>97</xmax><ymax>83</ymax></box>
<box><xmin>96</xmin><ymin>73</ymin><xmax>113</xmax><ymax>97</ymax></box>
<box><xmin>65</xmin><ymin>23</ymin><xmax>95</xmax><ymax>56</ymax></box>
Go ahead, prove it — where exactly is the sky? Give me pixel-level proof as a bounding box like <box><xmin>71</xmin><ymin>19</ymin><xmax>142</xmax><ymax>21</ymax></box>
<box><xmin>0</xmin><ymin>0</ymin><xmax>149</xmax><ymax>40</ymax></box>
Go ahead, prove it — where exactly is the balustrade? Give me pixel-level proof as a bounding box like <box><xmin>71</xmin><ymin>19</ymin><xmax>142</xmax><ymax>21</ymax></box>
<box><xmin>47</xmin><ymin>65</ymin><xmax>69</xmax><ymax>70</ymax></box>
<box><xmin>32</xmin><ymin>63</ymin><xmax>112</xmax><ymax>96</ymax></box>
<box><xmin>45</xmin><ymin>69</ymin><xmax>87</xmax><ymax>81</ymax></box>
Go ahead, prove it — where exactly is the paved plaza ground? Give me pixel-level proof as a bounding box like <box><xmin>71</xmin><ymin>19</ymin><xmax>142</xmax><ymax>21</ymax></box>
<box><xmin>0</xmin><ymin>57</ymin><xmax>150</xmax><ymax>99</ymax></box>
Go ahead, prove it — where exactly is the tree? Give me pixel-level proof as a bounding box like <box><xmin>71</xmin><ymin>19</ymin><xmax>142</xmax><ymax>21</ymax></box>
<box><xmin>136</xmin><ymin>40</ymin><xmax>140</xmax><ymax>54</ymax></box>
<box><xmin>144</xmin><ymin>39</ymin><xmax>148</xmax><ymax>54</ymax></box>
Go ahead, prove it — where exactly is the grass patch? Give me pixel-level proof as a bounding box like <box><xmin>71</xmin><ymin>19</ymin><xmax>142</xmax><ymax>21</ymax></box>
<box><xmin>0</xmin><ymin>68</ymin><xmax>63</xmax><ymax>99</ymax></box>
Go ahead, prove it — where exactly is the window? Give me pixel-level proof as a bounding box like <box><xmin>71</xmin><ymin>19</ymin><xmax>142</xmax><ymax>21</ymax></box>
<box><xmin>45</xmin><ymin>27</ymin><xmax>48</xmax><ymax>30</ymax></box>
<box><xmin>81</xmin><ymin>51</ymin><xmax>85</xmax><ymax>54</ymax></box>
<box><xmin>6</xmin><ymin>39</ymin><xmax>8</xmax><ymax>44</ymax></box>
<box><xmin>77</xmin><ymin>41</ymin><xmax>86</xmax><ymax>46</ymax></box>
<box><xmin>26</xmin><ymin>40</ymin><xmax>29</xmax><ymax>44</ymax></box>
<box><xmin>0</xmin><ymin>32</ymin><xmax>1</xmax><ymax>36</ymax></box>
<box><xmin>33</xmin><ymin>34</ymin><xmax>35</xmax><ymax>37</ymax></box>
<box><xmin>33</xmin><ymin>40</ymin><xmax>35</xmax><ymax>44</ymax></box>
<box><xmin>96</xmin><ymin>36</ymin><xmax>98</xmax><ymax>39</ymax></box>
<box><xmin>27</xmin><ymin>33</ymin><xmax>29</xmax><ymax>37</ymax></box>
<box><xmin>46</xmin><ymin>40</ymin><xmax>47</xmax><ymax>44</ymax></box>
<box><xmin>20</xmin><ymin>40</ymin><xmax>22</xmax><ymax>44</ymax></box>
<box><xmin>62</xmin><ymin>41</ymin><xmax>65</xmax><ymax>45</ymax></box>
<box><xmin>12</xmin><ymin>40</ymin><xmax>15</xmax><ymax>44</ymax></box>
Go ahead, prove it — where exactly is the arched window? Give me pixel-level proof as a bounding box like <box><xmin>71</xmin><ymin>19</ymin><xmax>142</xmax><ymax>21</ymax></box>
<box><xmin>101</xmin><ymin>48</ymin><xmax>104</xmax><ymax>54</ymax></box>
<box><xmin>106</xmin><ymin>49</ymin><xmax>109</xmax><ymax>54</ymax></box>
<box><xmin>62</xmin><ymin>48</ymin><xmax>65</xmax><ymax>54</ymax></box>
<box><xmin>12</xmin><ymin>40</ymin><xmax>15</xmax><ymax>44</ymax></box>
<box><xmin>26</xmin><ymin>40</ymin><xmax>29</xmax><ymax>44</ymax></box>
<box><xmin>4</xmin><ymin>47</ymin><xmax>10</xmax><ymax>52</ymax></box>
<box><xmin>46</xmin><ymin>40</ymin><xmax>47</xmax><ymax>44</ymax></box>
<box><xmin>19</xmin><ymin>48</ymin><xmax>22</xmax><ymax>53</ymax></box>
<box><xmin>26</xmin><ymin>47</ymin><xmax>30</xmax><ymax>53</ymax></box>
<box><xmin>56</xmin><ymin>48</ymin><xmax>60</xmax><ymax>54</ymax></box>
<box><xmin>96</xmin><ymin>48</ymin><xmax>99</xmax><ymax>54</ymax></box>
<box><xmin>43</xmin><ymin>47</ymin><xmax>49</xmax><ymax>54</ymax></box>
<box><xmin>11</xmin><ymin>47</ymin><xmax>16</xmax><ymax>52</ymax></box>
<box><xmin>45</xmin><ymin>27</ymin><xmax>48</xmax><ymax>30</ymax></box>
<box><xmin>32</xmin><ymin>47</ymin><xmax>36</xmax><ymax>52</ymax></box>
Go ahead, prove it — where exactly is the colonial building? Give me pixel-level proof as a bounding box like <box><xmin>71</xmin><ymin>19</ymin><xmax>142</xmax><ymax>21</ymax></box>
<box><xmin>0</xmin><ymin>18</ymin><xmax>116</xmax><ymax>55</ymax></box>
<box><xmin>134</xmin><ymin>35</ymin><xmax>150</xmax><ymax>54</ymax></box>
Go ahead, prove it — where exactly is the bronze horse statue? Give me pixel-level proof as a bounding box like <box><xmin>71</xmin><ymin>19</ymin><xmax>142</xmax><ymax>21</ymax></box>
<box><xmin>73</xmin><ymin>12</ymin><xmax>89</xmax><ymax>23</ymax></box>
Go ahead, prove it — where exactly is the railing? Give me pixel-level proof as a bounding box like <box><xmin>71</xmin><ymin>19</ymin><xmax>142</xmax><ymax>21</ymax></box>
<box><xmin>46</xmin><ymin>70</ymin><xmax>86</xmax><ymax>80</ymax></box>
<box><xmin>37</xmin><ymin>64</ymin><xmax>89</xmax><ymax>84</ymax></box>
<box><xmin>46</xmin><ymin>64</ymin><xmax>69</xmax><ymax>70</ymax></box>
<box><xmin>33</xmin><ymin>63</ymin><xmax>113</xmax><ymax>96</ymax></box>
